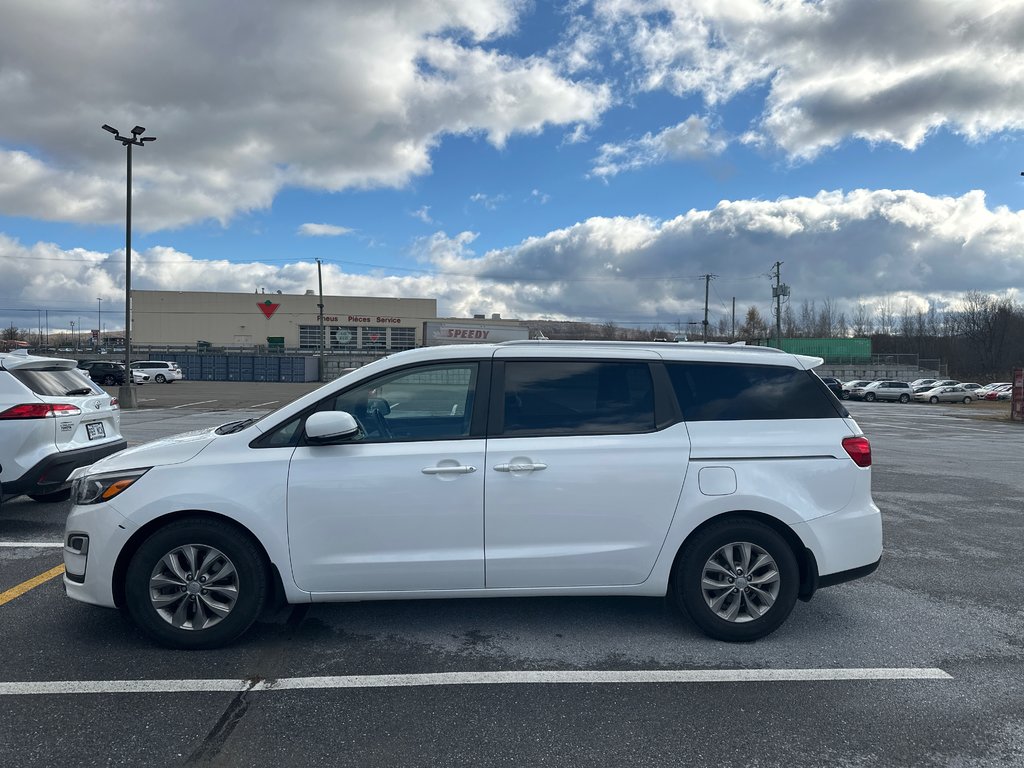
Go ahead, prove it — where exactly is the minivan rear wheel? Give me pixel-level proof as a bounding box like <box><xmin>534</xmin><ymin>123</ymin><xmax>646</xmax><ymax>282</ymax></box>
<box><xmin>899</xmin><ymin>393</ymin><xmax>911</xmax><ymax>403</ymax></box>
<box><xmin>674</xmin><ymin>519</ymin><xmax>798</xmax><ymax>642</ymax></box>
<box><xmin>155</xmin><ymin>374</ymin><xmax>166</xmax><ymax>383</ymax></box>
<box><xmin>124</xmin><ymin>518</ymin><xmax>268</xmax><ymax>649</ymax></box>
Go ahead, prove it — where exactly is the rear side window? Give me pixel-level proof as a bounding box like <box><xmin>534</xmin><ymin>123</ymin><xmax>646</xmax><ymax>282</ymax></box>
<box><xmin>9</xmin><ymin>368</ymin><xmax>100</xmax><ymax>397</ymax></box>
<box><xmin>666</xmin><ymin>362</ymin><xmax>843</xmax><ymax>421</ymax></box>
<box><xmin>499</xmin><ymin>360</ymin><xmax>655</xmax><ymax>436</ymax></box>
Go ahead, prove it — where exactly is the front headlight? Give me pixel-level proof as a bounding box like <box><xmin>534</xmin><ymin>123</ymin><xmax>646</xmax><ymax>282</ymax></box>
<box><xmin>72</xmin><ymin>468</ymin><xmax>150</xmax><ymax>505</ymax></box>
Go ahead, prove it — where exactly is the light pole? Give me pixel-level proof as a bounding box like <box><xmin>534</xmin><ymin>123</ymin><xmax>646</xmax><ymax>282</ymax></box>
<box><xmin>97</xmin><ymin>297</ymin><xmax>102</xmax><ymax>348</ymax></box>
<box><xmin>102</xmin><ymin>123</ymin><xmax>156</xmax><ymax>408</ymax></box>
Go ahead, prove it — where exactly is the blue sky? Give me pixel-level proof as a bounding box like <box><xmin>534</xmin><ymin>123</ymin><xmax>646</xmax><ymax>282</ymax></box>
<box><xmin>1</xmin><ymin>0</ymin><xmax>1023</xmax><ymax>335</ymax></box>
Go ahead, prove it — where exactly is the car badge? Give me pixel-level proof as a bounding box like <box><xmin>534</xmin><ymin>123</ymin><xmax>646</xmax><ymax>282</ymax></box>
<box><xmin>92</xmin><ymin>400</ymin><xmax>102</xmax><ymax>409</ymax></box>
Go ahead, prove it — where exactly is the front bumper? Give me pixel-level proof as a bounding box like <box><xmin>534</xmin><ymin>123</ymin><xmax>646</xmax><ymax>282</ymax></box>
<box><xmin>63</xmin><ymin>500</ymin><xmax>137</xmax><ymax>608</ymax></box>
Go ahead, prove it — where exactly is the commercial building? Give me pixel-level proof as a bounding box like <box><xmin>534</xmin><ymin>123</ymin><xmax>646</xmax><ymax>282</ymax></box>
<box><xmin>132</xmin><ymin>290</ymin><xmax>437</xmax><ymax>353</ymax></box>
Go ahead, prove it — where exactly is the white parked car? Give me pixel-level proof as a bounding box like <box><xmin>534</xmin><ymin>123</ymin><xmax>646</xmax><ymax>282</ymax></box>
<box><xmin>130</xmin><ymin>360</ymin><xmax>183</xmax><ymax>383</ymax></box>
<box><xmin>0</xmin><ymin>351</ymin><xmax>126</xmax><ymax>504</ymax></box>
<box><xmin>914</xmin><ymin>385</ymin><xmax>974</xmax><ymax>404</ymax></box>
<box><xmin>64</xmin><ymin>342</ymin><xmax>882</xmax><ymax>649</ymax></box>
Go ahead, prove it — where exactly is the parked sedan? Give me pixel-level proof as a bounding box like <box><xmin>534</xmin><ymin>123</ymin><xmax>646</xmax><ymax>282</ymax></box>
<box><xmin>913</xmin><ymin>379</ymin><xmax>959</xmax><ymax>394</ymax></box>
<box><xmin>848</xmin><ymin>381</ymin><xmax>913</xmax><ymax>403</ymax></box>
<box><xmin>841</xmin><ymin>380</ymin><xmax>873</xmax><ymax>400</ymax></box>
<box><xmin>914</xmin><ymin>385</ymin><xmax>974</xmax><ymax>404</ymax></box>
<box><xmin>983</xmin><ymin>384</ymin><xmax>1013</xmax><ymax>401</ymax></box>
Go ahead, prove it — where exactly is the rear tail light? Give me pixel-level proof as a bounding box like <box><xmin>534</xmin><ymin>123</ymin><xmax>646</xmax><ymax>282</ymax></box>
<box><xmin>842</xmin><ymin>436</ymin><xmax>871</xmax><ymax>467</ymax></box>
<box><xmin>0</xmin><ymin>403</ymin><xmax>83</xmax><ymax>419</ymax></box>
<box><xmin>110</xmin><ymin>398</ymin><xmax>120</xmax><ymax>409</ymax></box>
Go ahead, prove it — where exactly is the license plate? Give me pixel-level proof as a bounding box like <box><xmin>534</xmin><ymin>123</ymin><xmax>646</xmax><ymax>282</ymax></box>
<box><xmin>86</xmin><ymin>422</ymin><xmax>105</xmax><ymax>440</ymax></box>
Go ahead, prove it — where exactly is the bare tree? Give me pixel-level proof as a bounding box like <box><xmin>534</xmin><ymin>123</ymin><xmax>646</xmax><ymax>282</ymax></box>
<box><xmin>2</xmin><ymin>325</ymin><xmax>25</xmax><ymax>341</ymax></box>
<box><xmin>875</xmin><ymin>296</ymin><xmax>897</xmax><ymax>336</ymax></box>
<box><xmin>739</xmin><ymin>306</ymin><xmax>769</xmax><ymax>339</ymax></box>
<box><xmin>851</xmin><ymin>302</ymin><xmax>871</xmax><ymax>336</ymax></box>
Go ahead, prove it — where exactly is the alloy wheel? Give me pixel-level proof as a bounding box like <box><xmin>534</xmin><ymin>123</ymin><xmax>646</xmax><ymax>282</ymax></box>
<box><xmin>148</xmin><ymin>544</ymin><xmax>239</xmax><ymax>630</ymax></box>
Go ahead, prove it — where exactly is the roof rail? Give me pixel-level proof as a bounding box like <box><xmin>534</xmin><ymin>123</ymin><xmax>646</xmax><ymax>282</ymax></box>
<box><xmin>496</xmin><ymin>339</ymin><xmax>788</xmax><ymax>353</ymax></box>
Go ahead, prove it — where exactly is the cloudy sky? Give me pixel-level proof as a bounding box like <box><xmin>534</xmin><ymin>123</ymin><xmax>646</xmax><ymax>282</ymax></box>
<box><xmin>2</xmin><ymin>0</ymin><xmax>1023</xmax><ymax>338</ymax></box>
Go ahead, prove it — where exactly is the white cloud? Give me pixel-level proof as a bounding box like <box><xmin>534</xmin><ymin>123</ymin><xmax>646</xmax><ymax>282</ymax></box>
<box><xmin>530</xmin><ymin>189</ymin><xmax>551</xmax><ymax>204</ymax></box>
<box><xmin>297</xmin><ymin>223</ymin><xmax>353</xmax><ymax>237</ymax></box>
<box><xmin>591</xmin><ymin>115</ymin><xmax>729</xmax><ymax>177</ymax></box>
<box><xmin>411</xmin><ymin>206</ymin><xmax>435</xmax><ymax>224</ymax></box>
<box><xmin>4</xmin><ymin>189</ymin><xmax>1022</xmax><ymax>330</ymax></box>
<box><xmin>469</xmin><ymin>192</ymin><xmax>509</xmax><ymax>210</ymax></box>
<box><xmin>0</xmin><ymin>0</ymin><xmax>611</xmax><ymax>230</ymax></box>
<box><xmin>592</xmin><ymin>0</ymin><xmax>1024</xmax><ymax>158</ymax></box>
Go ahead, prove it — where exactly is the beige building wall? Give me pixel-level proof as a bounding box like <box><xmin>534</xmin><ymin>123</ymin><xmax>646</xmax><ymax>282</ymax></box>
<box><xmin>133</xmin><ymin>290</ymin><xmax>437</xmax><ymax>350</ymax></box>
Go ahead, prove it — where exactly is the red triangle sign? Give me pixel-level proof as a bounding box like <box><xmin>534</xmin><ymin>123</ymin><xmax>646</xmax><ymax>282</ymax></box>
<box><xmin>257</xmin><ymin>301</ymin><xmax>280</xmax><ymax>319</ymax></box>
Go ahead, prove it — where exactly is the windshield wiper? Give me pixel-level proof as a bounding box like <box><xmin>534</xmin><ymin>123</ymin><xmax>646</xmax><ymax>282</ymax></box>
<box><xmin>216</xmin><ymin>418</ymin><xmax>257</xmax><ymax>435</ymax></box>
<box><xmin>65</xmin><ymin>388</ymin><xmax>95</xmax><ymax>396</ymax></box>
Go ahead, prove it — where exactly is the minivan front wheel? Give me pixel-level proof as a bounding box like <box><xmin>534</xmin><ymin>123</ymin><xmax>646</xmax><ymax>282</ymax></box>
<box><xmin>674</xmin><ymin>519</ymin><xmax>798</xmax><ymax>642</ymax></box>
<box><xmin>864</xmin><ymin>392</ymin><xmax>876</xmax><ymax>402</ymax></box>
<box><xmin>124</xmin><ymin>518</ymin><xmax>268</xmax><ymax>649</ymax></box>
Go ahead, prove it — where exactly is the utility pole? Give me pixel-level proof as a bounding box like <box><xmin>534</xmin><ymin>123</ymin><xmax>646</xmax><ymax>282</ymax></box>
<box><xmin>731</xmin><ymin>297</ymin><xmax>736</xmax><ymax>339</ymax></box>
<box><xmin>771</xmin><ymin>261</ymin><xmax>790</xmax><ymax>349</ymax></box>
<box><xmin>317</xmin><ymin>258</ymin><xmax>325</xmax><ymax>382</ymax></box>
<box><xmin>701</xmin><ymin>274</ymin><xmax>716</xmax><ymax>343</ymax></box>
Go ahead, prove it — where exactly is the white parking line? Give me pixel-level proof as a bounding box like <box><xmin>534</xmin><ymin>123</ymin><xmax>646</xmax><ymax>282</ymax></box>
<box><xmin>247</xmin><ymin>401</ymin><xmax>279</xmax><ymax>408</ymax></box>
<box><xmin>0</xmin><ymin>668</ymin><xmax>952</xmax><ymax>695</ymax></box>
<box><xmin>169</xmin><ymin>400</ymin><xmax>218</xmax><ymax>409</ymax></box>
<box><xmin>0</xmin><ymin>542</ymin><xmax>63</xmax><ymax>548</ymax></box>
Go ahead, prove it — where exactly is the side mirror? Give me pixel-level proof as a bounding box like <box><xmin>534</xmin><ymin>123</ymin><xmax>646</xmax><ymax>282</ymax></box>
<box><xmin>305</xmin><ymin>411</ymin><xmax>361</xmax><ymax>444</ymax></box>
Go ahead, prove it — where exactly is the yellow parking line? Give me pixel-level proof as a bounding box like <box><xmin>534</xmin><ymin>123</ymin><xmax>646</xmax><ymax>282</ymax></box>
<box><xmin>0</xmin><ymin>565</ymin><xmax>66</xmax><ymax>607</ymax></box>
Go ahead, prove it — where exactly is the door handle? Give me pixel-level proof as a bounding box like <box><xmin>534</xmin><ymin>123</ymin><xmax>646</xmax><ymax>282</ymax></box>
<box><xmin>421</xmin><ymin>465</ymin><xmax>477</xmax><ymax>475</ymax></box>
<box><xmin>493</xmin><ymin>462</ymin><xmax>548</xmax><ymax>473</ymax></box>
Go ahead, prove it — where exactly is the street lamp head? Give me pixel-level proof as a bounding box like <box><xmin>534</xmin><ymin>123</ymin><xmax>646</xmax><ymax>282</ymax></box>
<box><xmin>101</xmin><ymin>124</ymin><xmax>118</xmax><ymax>135</ymax></box>
<box><xmin>131</xmin><ymin>126</ymin><xmax>145</xmax><ymax>136</ymax></box>
<box><xmin>141</xmin><ymin>136</ymin><xmax>156</xmax><ymax>143</ymax></box>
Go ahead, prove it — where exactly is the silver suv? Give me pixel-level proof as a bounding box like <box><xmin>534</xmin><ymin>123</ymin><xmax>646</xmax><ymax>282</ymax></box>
<box><xmin>0</xmin><ymin>351</ymin><xmax>127</xmax><ymax>503</ymax></box>
<box><xmin>850</xmin><ymin>380</ymin><xmax>913</xmax><ymax>403</ymax></box>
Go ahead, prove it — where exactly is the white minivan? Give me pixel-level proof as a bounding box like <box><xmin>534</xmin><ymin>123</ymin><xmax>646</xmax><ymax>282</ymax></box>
<box><xmin>64</xmin><ymin>342</ymin><xmax>882</xmax><ymax>648</ymax></box>
<box><xmin>129</xmin><ymin>360</ymin><xmax>182</xmax><ymax>383</ymax></box>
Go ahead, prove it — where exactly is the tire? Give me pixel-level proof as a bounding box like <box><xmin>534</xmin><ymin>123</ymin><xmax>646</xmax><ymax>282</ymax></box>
<box><xmin>963</xmin><ymin>396</ymin><xmax>972</xmax><ymax>404</ymax></box>
<box><xmin>899</xmin><ymin>394</ymin><xmax>911</xmax><ymax>403</ymax></box>
<box><xmin>103</xmin><ymin>375</ymin><xmax>116</xmax><ymax>386</ymax></box>
<box><xmin>673</xmin><ymin>519</ymin><xmax>799</xmax><ymax>642</ymax></box>
<box><xmin>124</xmin><ymin>517</ymin><xmax>268</xmax><ymax>649</ymax></box>
<box><xmin>28</xmin><ymin>488</ymin><xmax>72</xmax><ymax>503</ymax></box>
<box><xmin>864</xmin><ymin>392</ymin><xmax>876</xmax><ymax>402</ymax></box>
<box><xmin>841</xmin><ymin>391</ymin><xmax>850</xmax><ymax>400</ymax></box>
<box><xmin>155</xmin><ymin>374</ymin><xmax>166</xmax><ymax>383</ymax></box>
<box><xmin>929</xmin><ymin>396</ymin><xmax>939</xmax><ymax>404</ymax></box>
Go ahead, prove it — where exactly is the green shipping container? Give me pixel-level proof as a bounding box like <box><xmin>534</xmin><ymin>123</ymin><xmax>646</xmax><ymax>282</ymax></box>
<box><xmin>760</xmin><ymin>337</ymin><xmax>872</xmax><ymax>362</ymax></box>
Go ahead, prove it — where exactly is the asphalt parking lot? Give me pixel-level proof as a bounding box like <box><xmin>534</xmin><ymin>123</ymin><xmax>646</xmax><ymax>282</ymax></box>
<box><xmin>1</xmin><ymin>387</ymin><xmax>1022</xmax><ymax>767</ymax></box>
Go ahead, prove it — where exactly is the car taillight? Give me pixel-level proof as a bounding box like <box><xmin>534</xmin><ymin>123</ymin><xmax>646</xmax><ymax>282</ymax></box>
<box><xmin>110</xmin><ymin>398</ymin><xmax>120</xmax><ymax>409</ymax></box>
<box><xmin>0</xmin><ymin>403</ymin><xmax>83</xmax><ymax>419</ymax></box>
<box><xmin>842</xmin><ymin>436</ymin><xmax>871</xmax><ymax>467</ymax></box>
